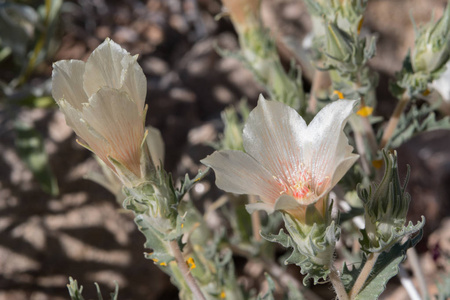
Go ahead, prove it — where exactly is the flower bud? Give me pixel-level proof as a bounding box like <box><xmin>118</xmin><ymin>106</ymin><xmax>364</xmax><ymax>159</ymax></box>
<box><xmin>358</xmin><ymin>151</ymin><xmax>424</xmax><ymax>253</ymax></box>
<box><xmin>412</xmin><ymin>4</ymin><xmax>450</xmax><ymax>74</ymax></box>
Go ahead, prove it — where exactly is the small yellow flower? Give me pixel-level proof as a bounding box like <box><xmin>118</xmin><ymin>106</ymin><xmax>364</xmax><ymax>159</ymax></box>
<box><xmin>186</xmin><ymin>257</ymin><xmax>196</xmax><ymax>270</ymax></box>
<box><xmin>220</xmin><ymin>290</ymin><xmax>226</xmax><ymax>299</ymax></box>
<box><xmin>356</xmin><ymin>106</ymin><xmax>374</xmax><ymax>117</ymax></box>
<box><xmin>372</xmin><ymin>159</ymin><xmax>383</xmax><ymax>169</ymax></box>
<box><xmin>333</xmin><ymin>90</ymin><xmax>345</xmax><ymax>99</ymax></box>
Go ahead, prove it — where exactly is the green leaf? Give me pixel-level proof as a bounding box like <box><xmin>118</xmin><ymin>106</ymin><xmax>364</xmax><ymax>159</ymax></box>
<box><xmin>67</xmin><ymin>277</ymin><xmax>119</xmax><ymax>300</ymax></box>
<box><xmin>388</xmin><ymin>102</ymin><xmax>450</xmax><ymax>148</ymax></box>
<box><xmin>67</xmin><ymin>277</ymin><xmax>85</xmax><ymax>300</ymax></box>
<box><xmin>14</xmin><ymin>121</ymin><xmax>59</xmax><ymax>195</ymax></box>
<box><xmin>134</xmin><ymin>214</ymin><xmax>174</xmax><ymax>265</ymax></box>
<box><xmin>343</xmin><ymin>229</ymin><xmax>423</xmax><ymax>299</ymax></box>
<box><xmin>175</xmin><ymin>168</ymin><xmax>210</xmax><ymax>202</ymax></box>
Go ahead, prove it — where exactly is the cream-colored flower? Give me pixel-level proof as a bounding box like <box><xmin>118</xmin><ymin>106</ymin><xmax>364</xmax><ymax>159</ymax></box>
<box><xmin>52</xmin><ymin>38</ymin><xmax>148</xmax><ymax>183</ymax></box>
<box><xmin>202</xmin><ymin>95</ymin><xmax>359</xmax><ymax>217</ymax></box>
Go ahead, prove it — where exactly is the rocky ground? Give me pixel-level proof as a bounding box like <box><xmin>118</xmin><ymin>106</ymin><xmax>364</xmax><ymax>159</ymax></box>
<box><xmin>0</xmin><ymin>0</ymin><xmax>449</xmax><ymax>299</ymax></box>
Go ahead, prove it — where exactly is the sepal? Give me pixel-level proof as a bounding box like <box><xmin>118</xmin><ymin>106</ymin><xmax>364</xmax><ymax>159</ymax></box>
<box><xmin>358</xmin><ymin>150</ymin><xmax>425</xmax><ymax>253</ymax></box>
<box><xmin>260</xmin><ymin>213</ymin><xmax>340</xmax><ymax>285</ymax></box>
<box><xmin>411</xmin><ymin>3</ymin><xmax>450</xmax><ymax>74</ymax></box>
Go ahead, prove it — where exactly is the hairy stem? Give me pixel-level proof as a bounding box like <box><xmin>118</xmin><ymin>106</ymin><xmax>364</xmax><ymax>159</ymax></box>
<box><xmin>308</xmin><ymin>70</ymin><xmax>331</xmax><ymax>114</ymax></box>
<box><xmin>330</xmin><ymin>266</ymin><xmax>350</xmax><ymax>300</ymax></box>
<box><xmin>248</xmin><ymin>195</ymin><xmax>262</xmax><ymax>241</ymax></box>
<box><xmin>349</xmin><ymin>252</ymin><xmax>380</xmax><ymax>299</ymax></box>
<box><xmin>169</xmin><ymin>240</ymin><xmax>206</xmax><ymax>300</ymax></box>
<box><xmin>380</xmin><ymin>92</ymin><xmax>410</xmax><ymax>149</ymax></box>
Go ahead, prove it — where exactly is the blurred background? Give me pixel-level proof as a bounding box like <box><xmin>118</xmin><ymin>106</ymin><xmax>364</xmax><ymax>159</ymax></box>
<box><xmin>0</xmin><ymin>0</ymin><xmax>449</xmax><ymax>299</ymax></box>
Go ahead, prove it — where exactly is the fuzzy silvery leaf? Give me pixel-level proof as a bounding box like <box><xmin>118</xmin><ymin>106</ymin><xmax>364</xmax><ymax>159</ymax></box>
<box><xmin>342</xmin><ymin>229</ymin><xmax>423</xmax><ymax>299</ymax></box>
<box><xmin>387</xmin><ymin>103</ymin><xmax>450</xmax><ymax>149</ymax></box>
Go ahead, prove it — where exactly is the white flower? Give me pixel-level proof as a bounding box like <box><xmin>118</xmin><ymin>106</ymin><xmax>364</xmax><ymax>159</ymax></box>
<box><xmin>201</xmin><ymin>95</ymin><xmax>359</xmax><ymax>217</ymax></box>
<box><xmin>52</xmin><ymin>38</ymin><xmax>148</xmax><ymax>183</ymax></box>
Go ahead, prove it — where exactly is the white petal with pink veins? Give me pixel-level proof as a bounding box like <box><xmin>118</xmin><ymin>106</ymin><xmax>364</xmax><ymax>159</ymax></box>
<box><xmin>81</xmin><ymin>87</ymin><xmax>144</xmax><ymax>176</ymax></box>
<box><xmin>243</xmin><ymin>95</ymin><xmax>307</xmax><ymax>185</ymax></box>
<box><xmin>201</xmin><ymin>150</ymin><xmax>281</xmax><ymax>205</ymax></box>
<box><xmin>302</xmin><ymin>100</ymin><xmax>357</xmax><ymax>193</ymax></box>
<box><xmin>52</xmin><ymin>60</ymin><xmax>88</xmax><ymax>110</ymax></box>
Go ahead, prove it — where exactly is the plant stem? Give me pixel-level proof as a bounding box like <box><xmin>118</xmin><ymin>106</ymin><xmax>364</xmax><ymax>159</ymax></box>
<box><xmin>169</xmin><ymin>240</ymin><xmax>206</xmax><ymax>300</ymax></box>
<box><xmin>379</xmin><ymin>92</ymin><xmax>410</xmax><ymax>149</ymax></box>
<box><xmin>329</xmin><ymin>266</ymin><xmax>349</xmax><ymax>300</ymax></box>
<box><xmin>308</xmin><ymin>70</ymin><xmax>331</xmax><ymax>114</ymax></box>
<box><xmin>248</xmin><ymin>195</ymin><xmax>262</xmax><ymax>242</ymax></box>
<box><xmin>348</xmin><ymin>252</ymin><xmax>380</xmax><ymax>299</ymax></box>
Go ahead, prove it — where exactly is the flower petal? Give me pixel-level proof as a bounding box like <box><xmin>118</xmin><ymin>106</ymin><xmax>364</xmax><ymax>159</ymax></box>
<box><xmin>83</xmin><ymin>39</ymin><xmax>147</xmax><ymax>109</ymax></box>
<box><xmin>243</xmin><ymin>95</ymin><xmax>307</xmax><ymax>183</ymax></box>
<box><xmin>330</xmin><ymin>152</ymin><xmax>359</xmax><ymax>187</ymax></box>
<box><xmin>52</xmin><ymin>60</ymin><xmax>88</xmax><ymax>110</ymax></box>
<box><xmin>82</xmin><ymin>87</ymin><xmax>144</xmax><ymax>176</ymax></box>
<box><xmin>246</xmin><ymin>202</ymin><xmax>275</xmax><ymax>215</ymax></box>
<box><xmin>274</xmin><ymin>194</ymin><xmax>303</xmax><ymax>211</ymax></box>
<box><xmin>303</xmin><ymin>99</ymin><xmax>357</xmax><ymax>192</ymax></box>
<box><xmin>146</xmin><ymin>126</ymin><xmax>165</xmax><ymax>169</ymax></box>
<box><xmin>121</xmin><ymin>54</ymin><xmax>147</xmax><ymax>109</ymax></box>
<box><xmin>201</xmin><ymin>150</ymin><xmax>281</xmax><ymax>205</ymax></box>
<box><xmin>58</xmin><ymin>100</ymin><xmax>113</xmax><ymax>168</ymax></box>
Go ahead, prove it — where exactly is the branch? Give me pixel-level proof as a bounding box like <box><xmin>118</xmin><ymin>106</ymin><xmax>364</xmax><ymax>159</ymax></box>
<box><xmin>329</xmin><ymin>266</ymin><xmax>350</xmax><ymax>300</ymax></box>
<box><xmin>380</xmin><ymin>92</ymin><xmax>410</xmax><ymax>149</ymax></box>
<box><xmin>348</xmin><ymin>252</ymin><xmax>380</xmax><ymax>299</ymax></box>
<box><xmin>169</xmin><ymin>240</ymin><xmax>206</xmax><ymax>300</ymax></box>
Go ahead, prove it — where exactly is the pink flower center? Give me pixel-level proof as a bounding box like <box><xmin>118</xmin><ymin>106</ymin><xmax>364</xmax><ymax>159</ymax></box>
<box><xmin>273</xmin><ymin>165</ymin><xmax>328</xmax><ymax>201</ymax></box>
<box><xmin>273</xmin><ymin>167</ymin><xmax>313</xmax><ymax>200</ymax></box>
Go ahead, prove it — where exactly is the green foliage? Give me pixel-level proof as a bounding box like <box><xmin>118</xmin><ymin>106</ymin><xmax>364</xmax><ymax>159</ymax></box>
<box><xmin>214</xmin><ymin>101</ymin><xmax>250</xmax><ymax>151</ymax></box>
<box><xmin>261</xmin><ymin>218</ymin><xmax>339</xmax><ymax>286</ymax></box>
<box><xmin>67</xmin><ymin>277</ymin><xmax>119</xmax><ymax>300</ymax></box>
<box><xmin>176</xmin><ymin>167</ymin><xmax>210</xmax><ymax>202</ymax></box>
<box><xmin>135</xmin><ymin>214</ymin><xmax>175</xmax><ymax>266</ymax></box>
<box><xmin>358</xmin><ymin>150</ymin><xmax>424</xmax><ymax>253</ymax></box>
<box><xmin>411</xmin><ymin>3</ymin><xmax>450</xmax><ymax>75</ymax></box>
<box><xmin>387</xmin><ymin>102</ymin><xmax>450</xmax><ymax>149</ymax></box>
<box><xmin>256</xmin><ymin>274</ymin><xmax>276</xmax><ymax>300</ymax></box>
<box><xmin>342</xmin><ymin>229</ymin><xmax>423</xmax><ymax>299</ymax></box>
<box><xmin>14</xmin><ymin>120</ymin><xmax>59</xmax><ymax>195</ymax></box>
